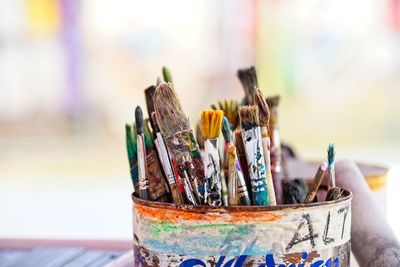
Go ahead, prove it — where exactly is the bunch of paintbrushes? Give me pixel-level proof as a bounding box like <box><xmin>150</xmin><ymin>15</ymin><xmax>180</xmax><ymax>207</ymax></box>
<box><xmin>125</xmin><ymin>66</ymin><xmax>345</xmax><ymax>207</ymax></box>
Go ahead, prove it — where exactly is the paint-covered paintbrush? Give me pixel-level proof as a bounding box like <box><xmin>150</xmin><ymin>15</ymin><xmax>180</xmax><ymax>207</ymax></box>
<box><xmin>326</xmin><ymin>144</ymin><xmax>343</xmax><ymax>201</ymax></box>
<box><xmin>235</xmin><ymin>130</ymin><xmax>252</xmax><ymax>202</ymax></box>
<box><xmin>179</xmin><ymin>162</ymin><xmax>199</xmax><ymax>205</ymax></box>
<box><xmin>162</xmin><ymin>66</ymin><xmax>173</xmax><ymax>85</ymax></box>
<box><xmin>125</xmin><ymin>123</ymin><xmax>155</xmax><ymax>193</ymax></box>
<box><xmin>154</xmin><ymin>83</ymin><xmax>205</xmax><ymax>204</ymax></box>
<box><xmin>266</xmin><ymin>95</ymin><xmax>283</xmax><ymax>204</ymax></box>
<box><xmin>135</xmin><ymin>106</ymin><xmax>150</xmax><ymax>200</ymax></box>
<box><xmin>254</xmin><ymin>90</ymin><xmax>277</xmax><ymax>206</ymax></box>
<box><xmin>239</xmin><ymin>106</ymin><xmax>270</xmax><ymax>206</ymax></box>
<box><xmin>237</xmin><ymin>66</ymin><xmax>258</xmax><ymax>105</ymax></box>
<box><xmin>151</xmin><ymin>112</ymin><xmax>185</xmax><ymax>204</ymax></box>
<box><xmin>304</xmin><ymin>161</ymin><xmax>328</xmax><ymax>203</ymax></box>
<box><xmin>199</xmin><ymin>110</ymin><xmax>224</xmax><ymax>206</ymax></box>
<box><xmin>211</xmin><ymin>99</ymin><xmax>240</xmax><ymax>130</ymax></box>
<box><xmin>125</xmin><ymin>124</ymin><xmax>136</xmax><ymax>190</ymax></box>
<box><xmin>222</xmin><ymin>116</ymin><xmax>251</xmax><ymax>206</ymax></box>
<box><xmin>144</xmin><ymin>85</ymin><xmax>156</xmax><ymax>121</ymax></box>
<box><xmin>195</xmin><ymin>123</ymin><xmax>205</xmax><ymax>149</ymax></box>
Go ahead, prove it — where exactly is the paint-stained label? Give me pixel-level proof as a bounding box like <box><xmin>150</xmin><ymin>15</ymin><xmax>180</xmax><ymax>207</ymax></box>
<box><xmin>132</xmin><ymin>197</ymin><xmax>351</xmax><ymax>266</ymax></box>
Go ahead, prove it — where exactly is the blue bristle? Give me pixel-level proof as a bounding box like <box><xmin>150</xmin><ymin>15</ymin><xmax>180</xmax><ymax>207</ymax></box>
<box><xmin>327</xmin><ymin>143</ymin><xmax>335</xmax><ymax>167</ymax></box>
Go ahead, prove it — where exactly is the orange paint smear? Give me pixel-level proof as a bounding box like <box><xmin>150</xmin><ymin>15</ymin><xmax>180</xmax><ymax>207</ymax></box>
<box><xmin>135</xmin><ymin>204</ymin><xmax>282</xmax><ymax>224</ymax></box>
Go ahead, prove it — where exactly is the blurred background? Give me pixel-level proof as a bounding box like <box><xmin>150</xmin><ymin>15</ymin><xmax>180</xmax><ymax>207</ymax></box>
<box><xmin>1</xmin><ymin>0</ymin><xmax>400</xmax><ymax>242</ymax></box>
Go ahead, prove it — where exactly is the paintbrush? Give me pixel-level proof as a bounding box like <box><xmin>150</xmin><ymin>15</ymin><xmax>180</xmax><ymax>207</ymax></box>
<box><xmin>125</xmin><ymin>124</ymin><xmax>136</xmax><ymax>190</ymax></box>
<box><xmin>199</xmin><ymin>110</ymin><xmax>224</xmax><ymax>206</ymax></box>
<box><xmin>304</xmin><ymin>161</ymin><xmax>328</xmax><ymax>203</ymax></box>
<box><xmin>144</xmin><ymin>85</ymin><xmax>156</xmax><ymax>121</ymax></box>
<box><xmin>179</xmin><ymin>162</ymin><xmax>199</xmax><ymax>205</ymax></box>
<box><xmin>222</xmin><ymin>116</ymin><xmax>251</xmax><ymax>206</ymax></box>
<box><xmin>326</xmin><ymin>144</ymin><xmax>343</xmax><ymax>201</ymax></box>
<box><xmin>135</xmin><ymin>106</ymin><xmax>150</xmax><ymax>200</ymax></box>
<box><xmin>266</xmin><ymin>95</ymin><xmax>283</xmax><ymax>204</ymax></box>
<box><xmin>254</xmin><ymin>90</ymin><xmax>277</xmax><ymax>206</ymax></box>
<box><xmin>211</xmin><ymin>99</ymin><xmax>240</xmax><ymax>130</ymax></box>
<box><xmin>154</xmin><ymin>83</ymin><xmax>205</xmax><ymax>204</ymax></box>
<box><xmin>239</xmin><ymin>106</ymin><xmax>270</xmax><ymax>206</ymax></box>
<box><xmin>125</xmin><ymin>123</ymin><xmax>154</xmax><ymax>193</ymax></box>
<box><xmin>237</xmin><ymin>66</ymin><xmax>258</xmax><ymax>105</ymax></box>
<box><xmin>235</xmin><ymin>130</ymin><xmax>252</xmax><ymax>203</ymax></box>
<box><xmin>162</xmin><ymin>66</ymin><xmax>173</xmax><ymax>85</ymax></box>
<box><xmin>151</xmin><ymin>112</ymin><xmax>185</xmax><ymax>204</ymax></box>
<box><xmin>195</xmin><ymin>123</ymin><xmax>205</xmax><ymax>149</ymax></box>
<box><xmin>221</xmin><ymin>173</ymin><xmax>229</xmax><ymax>206</ymax></box>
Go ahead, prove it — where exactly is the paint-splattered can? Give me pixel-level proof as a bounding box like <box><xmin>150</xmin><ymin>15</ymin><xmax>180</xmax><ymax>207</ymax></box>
<box><xmin>132</xmin><ymin>190</ymin><xmax>352</xmax><ymax>267</ymax></box>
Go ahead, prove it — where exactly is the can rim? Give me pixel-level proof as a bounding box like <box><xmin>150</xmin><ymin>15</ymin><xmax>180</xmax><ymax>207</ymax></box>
<box><xmin>132</xmin><ymin>188</ymin><xmax>352</xmax><ymax>212</ymax></box>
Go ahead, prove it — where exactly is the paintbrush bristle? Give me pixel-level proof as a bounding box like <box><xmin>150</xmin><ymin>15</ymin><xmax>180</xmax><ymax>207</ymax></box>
<box><xmin>237</xmin><ymin>66</ymin><xmax>258</xmax><ymax>105</ymax></box>
<box><xmin>211</xmin><ymin>99</ymin><xmax>240</xmax><ymax>130</ymax></box>
<box><xmin>125</xmin><ymin>124</ymin><xmax>136</xmax><ymax>160</ymax></box>
<box><xmin>195</xmin><ymin>123</ymin><xmax>205</xmax><ymax>149</ymax></box>
<box><xmin>154</xmin><ymin>83</ymin><xmax>190</xmax><ymax>136</ymax></box>
<box><xmin>254</xmin><ymin>90</ymin><xmax>270</xmax><ymax>127</ymax></box>
<box><xmin>199</xmin><ymin>110</ymin><xmax>223</xmax><ymax>139</ymax></box>
<box><xmin>221</xmin><ymin>116</ymin><xmax>233</xmax><ymax>143</ymax></box>
<box><xmin>144</xmin><ymin>85</ymin><xmax>156</xmax><ymax>119</ymax></box>
<box><xmin>135</xmin><ymin>106</ymin><xmax>144</xmax><ymax>135</ymax></box>
<box><xmin>328</xmin><ymin>143</ymin><xmax>335</xmax><ymax>166</ymax></box>
<box><xmin>162</xmin><ymin>66</ymin><xmax>173</xmax><ymax>85</ymax></box>
<box><xmin>239</xmin><ymin>106</ymin><xmax>259</xmax><ymax>130</ymax></box>
<box><xmin>266</xmin><ymin>95</ymin><xmax>280</xmax><ymax>108</ymax></box>
<box><xmin>234</xmin><ymin>130</ymin><xmax>245</xmax><ymax>154</ymax></box>
<box><xmin>150</xmin><ymin>112</ymin><xmax>160</xmax><ymax>133</ymax></box>
<box><xmin>326</xmin><ymin>187</ymin><xmax>343</xmax><ymax>201</ymax></box>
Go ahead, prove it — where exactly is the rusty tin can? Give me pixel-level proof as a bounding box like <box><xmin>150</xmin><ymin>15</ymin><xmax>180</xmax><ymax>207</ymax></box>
<box><xmin>132</xmin><ymin>190</ymin><xmax>352</xmax><ymax>267</ymax></box>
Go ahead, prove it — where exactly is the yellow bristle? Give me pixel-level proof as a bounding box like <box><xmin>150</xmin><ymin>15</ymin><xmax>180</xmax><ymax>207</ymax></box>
<box><xmin>200</xmin><ymin>110</ymin><xmax>223</xmax><ymax>139</ymax></box>
<box><xmin>199</xmin><ymin>110</ymin><xmax>210</xmax><ymax>139</ymax></box>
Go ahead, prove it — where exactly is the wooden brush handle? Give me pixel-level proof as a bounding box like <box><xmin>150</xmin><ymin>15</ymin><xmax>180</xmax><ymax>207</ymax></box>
<box><xmin>170</xmin><ymin>183</ymin><xmax>185</xmax><ymax>205</ymax></box>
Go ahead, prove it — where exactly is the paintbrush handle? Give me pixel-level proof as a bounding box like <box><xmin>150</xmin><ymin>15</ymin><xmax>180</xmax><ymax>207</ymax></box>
<box><xmin>169</xmin><ymin>183</ymin><xmax>185</xmax><ymax>205</ymax></box>
<box><xmin>154</xmin><ymin>134</ymin><xmax>185</xmax><ymax>204</ymax></box>
<box><xmin>304</xmin><ymin>163</ymin><xmax>327</xmax><ymax>203</ymax></box>
<box><xmin>204</xmin><ymin>138</ymin><xmax>222</xmax><ymax>206</ymax></box>
<box><xmin>226</xmin><ymin>145</ymin><xmax>238</xmax><ymax>206</ymax></box>
<box><xmin>137</xmin><ymin>134</ymin><xmax>150</xmax><ymax>200</ymax></box>
<box><xmin>181</xmin><ymin>168</ymin><xmax>199</xmax><ymax>205</ymax></box>
<box><xmin>260</xmin><ymin>128</ymin><xmax>277</xmax><ymax>206</ymax></box>
<box><xmin>269</xmin><ymin>126</ymin><xmax>283</xmax><ymax>204</ymax></box>
<box><xmin>329</xmin><ymin>166</ymin><xmax>336</xmax><ymax>188</ymax></box>
<box><xmin>226</xmin><ymin>142</ymin><xmax>249</xmax><ymax>206</ymax></box>
<box><xmin>164</xmin><ymin>131</ymin><xmax>205</xmax><ymax>203</ymax></box>
<box><xmin>221</xmin><ymin>174</ymin><xmax>229</xmax><ymax>206</ymax></box>
<box><xmin>242</xmin><ymin>127</ymin><xmax>270</xmax><ymax>206</ymax></box>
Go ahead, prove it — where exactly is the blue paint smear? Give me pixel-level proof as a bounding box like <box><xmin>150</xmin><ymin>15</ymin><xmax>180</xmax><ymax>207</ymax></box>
<box><xmin>144</xmin><ymin>237</ymin><xmax>272</xmax><ymax>257</ymax></box>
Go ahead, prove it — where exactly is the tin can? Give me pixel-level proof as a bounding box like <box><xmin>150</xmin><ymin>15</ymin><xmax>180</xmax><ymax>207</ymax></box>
<box><xmin>132</xmin><ymin>190</ymin><xmax>352</xmax><ymax>267</ymax></box>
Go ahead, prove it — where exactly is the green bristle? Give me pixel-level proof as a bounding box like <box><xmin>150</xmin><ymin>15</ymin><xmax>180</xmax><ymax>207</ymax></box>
<box><xmin>125</xmin><ymin>124</ymin><xmax>136</xmax><ymax>161</ymax></box>
<box><xmin>125</xmin><ymin>124</ymin><xmax>137</xmax><ymax>186</ymax></box>
<box><xmin>162</xmin><ymin>66</ymin><xmax>173</xmax><ymax>85</ymax></box>
<box><xmin>221</xmin><ymin>116</ymin><xmax>233</xmax><ymax>143</ymax></box>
